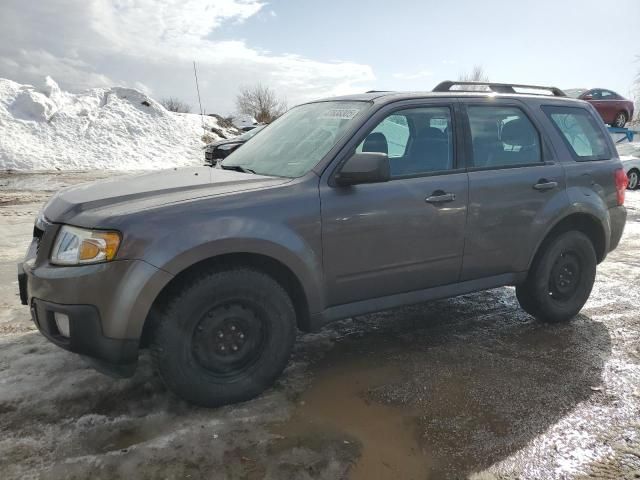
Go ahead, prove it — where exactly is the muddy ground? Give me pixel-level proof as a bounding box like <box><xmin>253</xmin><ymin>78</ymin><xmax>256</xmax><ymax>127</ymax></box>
<box><xmin>1</xmin><ymin>171</ymin><xmax>640</xmax><ymax>480</ymax></box>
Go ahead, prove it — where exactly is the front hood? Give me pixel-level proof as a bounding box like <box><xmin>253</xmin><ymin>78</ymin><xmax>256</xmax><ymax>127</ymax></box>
<box><xmin>206</xmin><ymin>139</ymin><xmax>241</xmax><ymax>150</ymax></box>
<box><xmin>43</xmin><ymin>166</ymin><xmax>290</xmax><ymax>225</ymax></box>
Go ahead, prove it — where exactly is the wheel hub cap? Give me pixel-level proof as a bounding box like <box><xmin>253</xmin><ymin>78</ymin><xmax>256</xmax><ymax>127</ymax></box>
<box><xmin>549</xmin><ymin>251</ymin><xmax>581</xmax><ymax>300</ymax></box>
<box><xmin>191</xmin><ymin>304</ymin><xmax>264</xmax><ymax>375</ymax></box>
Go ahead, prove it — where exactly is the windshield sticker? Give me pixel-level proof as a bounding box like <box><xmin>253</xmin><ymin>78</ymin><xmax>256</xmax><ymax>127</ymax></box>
<box><xmin>320</xmin><ymin>108</ymin><xmax>360</xmax><ymax>120</ymax></box>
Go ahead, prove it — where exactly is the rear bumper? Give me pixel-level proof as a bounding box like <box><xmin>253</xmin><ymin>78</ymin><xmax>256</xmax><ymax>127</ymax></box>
<box><xmin>609</xmin><ymin>205</ymin><xmax>627</xmax><ymax>252</ymax></box>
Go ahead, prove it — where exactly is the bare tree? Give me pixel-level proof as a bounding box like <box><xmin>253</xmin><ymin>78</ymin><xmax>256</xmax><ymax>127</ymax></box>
<box><xmin>457</xmin><ymin>65</ymin><xmax>490</xmax><ymax>91</ymax></box>
<box><xmin>235</xmin><ymin>84</ymin><xmax>287</xmax><ymax>123</ymax></box>
<box><xmin>160</xmin><ymin>97</ymin><xmax>192</xmax><ymax>113</ymax></box>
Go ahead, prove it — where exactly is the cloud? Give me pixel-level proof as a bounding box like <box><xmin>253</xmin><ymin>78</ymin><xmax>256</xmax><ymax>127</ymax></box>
<box><xmin>392</xmin><ymin>69</ymin><xmax>433</xmax><ymax>80</ymax></box>
<box><xmin>0</xmin><ymin>0</ymin><xmax>375</xmax><ymax>113</ymax></box>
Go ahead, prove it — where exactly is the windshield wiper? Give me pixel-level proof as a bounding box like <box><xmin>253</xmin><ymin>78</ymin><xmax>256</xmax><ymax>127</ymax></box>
<box><xmin>220</xmin><ymin>164</ymin><xmax>256</xmax><ymax>174</ymax></box>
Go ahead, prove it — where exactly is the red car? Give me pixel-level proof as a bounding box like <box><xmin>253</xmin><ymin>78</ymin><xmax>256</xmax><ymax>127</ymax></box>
<box><xmin>566</xmin><ymin>88</ymin><xmax>634</xmax><ymax>128</ymax></box>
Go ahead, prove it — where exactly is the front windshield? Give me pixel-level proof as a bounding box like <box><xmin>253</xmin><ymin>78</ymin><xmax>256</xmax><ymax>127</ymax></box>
<box><xmin>236</xmin><ymin>125</ymin><xmax>265</xmax><ymax>141</ymax></box>
<box><xmin>221</xmin><ymin>101</ymin><xmax>369</xmax><ymax>177</ymax></box>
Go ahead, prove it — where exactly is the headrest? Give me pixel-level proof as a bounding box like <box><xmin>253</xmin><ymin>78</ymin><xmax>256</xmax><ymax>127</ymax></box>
<box><xmin>362</xmin><ymin>132</ymin><xmax>388</xmax><ymax>155</ymax></box>
<box><xmin>501</xmin><ymin>119</ymin><xmax>537</xmax><ymax>147</ymax></box>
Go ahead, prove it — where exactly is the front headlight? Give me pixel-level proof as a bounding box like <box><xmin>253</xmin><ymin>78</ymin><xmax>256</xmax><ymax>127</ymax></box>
<box><xmin>51</xmin><ymin>226</ymin><xmax>121</xmax><ymax>265</ymax></box>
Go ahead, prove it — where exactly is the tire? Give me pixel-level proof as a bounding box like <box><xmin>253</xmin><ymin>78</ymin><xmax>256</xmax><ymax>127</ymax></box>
<box><xmin>628</xmin><ymin>169</ymin><xmax>639</xmax><ymax>190</ymax></box>
<box><xmin>612</xmin><ymin>111</ymin><xmax>627</xmax><ymax>128</ymax></box>
<box><xmin>151</xmin><ymin>268</ymin><xmax>296</xmax><ymax>407</ymax></box>
<box><xmin>516</xmin><ymin>231</ymin><xmax>596</xmax><ymax>323</ymax></box>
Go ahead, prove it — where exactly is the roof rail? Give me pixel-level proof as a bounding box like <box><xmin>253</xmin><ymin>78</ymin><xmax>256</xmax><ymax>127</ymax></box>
<box><xmin>432</xmin><ymin>81</ymin><xmax>566</xmax><ymax>97</ymax></box>
<box><xmin>365</xmin><ymin>90</ymin><xmax>392</xmax><ymax>94</ymax></box>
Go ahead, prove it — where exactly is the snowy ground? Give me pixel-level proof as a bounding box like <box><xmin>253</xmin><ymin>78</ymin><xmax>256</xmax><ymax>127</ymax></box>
<box><xmin>0</xmin><ymin>77</ymin><xmax>238</xmax><ymax>171</ymax></box>
<box><xmin>1</xmin><ymin>173</ymin><xmax>640</xmax><ymax>479</ymax></box>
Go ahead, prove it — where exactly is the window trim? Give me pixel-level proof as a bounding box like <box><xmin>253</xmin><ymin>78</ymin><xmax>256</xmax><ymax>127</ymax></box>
<box><xmin>327</xmin><ymin>100</ymin><xmax>460</xmax><ymax>186</ymax></box>
<box><xmin>541</xmin><ymin>105</ymin><xmax>612</xmax><ymax>162</ymax></box>
<box><xmin>461</xmin><ymin>102</ymin><xmax>545</xmax><ymax>171</ymax></box>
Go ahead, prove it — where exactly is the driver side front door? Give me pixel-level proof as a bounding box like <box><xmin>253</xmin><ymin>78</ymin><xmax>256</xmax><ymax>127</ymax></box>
<box><xmin>319</xmin><ymin>101</ymin><xmax>468</xmax><ymax>307</ymax></box>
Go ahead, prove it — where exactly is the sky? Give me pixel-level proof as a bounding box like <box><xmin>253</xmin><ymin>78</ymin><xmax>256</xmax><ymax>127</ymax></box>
<box><xmin>0</xmin><ymin>0</ymin><xmax>638</xmax><ymax>115</ymax></box>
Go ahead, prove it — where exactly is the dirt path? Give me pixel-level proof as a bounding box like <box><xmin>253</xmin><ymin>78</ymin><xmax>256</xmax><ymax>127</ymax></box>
<box><xmin>1</xmin><ymin>171</ymin><xmax>640</xmax><ymax>479</ymax></box>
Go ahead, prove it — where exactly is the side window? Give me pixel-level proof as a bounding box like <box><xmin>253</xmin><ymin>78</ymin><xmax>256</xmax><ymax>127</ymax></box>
<box><xmin>467</xmin><ymin>106</ymin><xmax>542</xmax><ymax>168</ymax></box>
<box><xmin>357</xmin><ymin>107</ymin><xmax>454</xmax><ymax>177</ymax></box>
<box><xmin>357</xmin><ymin>114</ymin><xmax>409</xmax><ymax>158</ymax></box>
<box><xmin>600</xmin><ymin>90</ymin><xmax>614</xmax><ymax>100</ymax></box>
<box><xmin>542</xmin><ymin>106</ymin><xmax>610</xmax><ymax>161</ymax></box>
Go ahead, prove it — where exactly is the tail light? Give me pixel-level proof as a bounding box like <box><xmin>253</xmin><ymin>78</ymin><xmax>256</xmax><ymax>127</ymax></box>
<box><xmin>615</xmin><ymin>168</ymin><xmax>628</xmax><ymax>205</ymax></box>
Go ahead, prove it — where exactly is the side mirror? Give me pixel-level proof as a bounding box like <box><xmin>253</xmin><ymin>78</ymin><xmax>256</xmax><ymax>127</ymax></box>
<box><xmin>335</xmin><ymin>152</ymin><xmax>390</xmax><ymax>186</ymax></box>
<box><xmin>582</xmin><ymin>94</ymin><xmax>593</xmax><ymax>100</ymax></box>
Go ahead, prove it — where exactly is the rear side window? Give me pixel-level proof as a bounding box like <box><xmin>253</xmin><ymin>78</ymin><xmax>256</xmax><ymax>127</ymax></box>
<box><xmin>542</xmin><ymin>106</ymin><xmax>610</xmax><ymax>161</ymax></box>
<box><xmin>467</xmin><ymin>106</ymin><xmax>541</xmax><ymax>168</ymax></box>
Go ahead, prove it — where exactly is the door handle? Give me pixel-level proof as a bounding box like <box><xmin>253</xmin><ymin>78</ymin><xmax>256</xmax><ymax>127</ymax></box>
<box><xmin>425</xmin><ymin>192</ymin><xmax>456</xmax><ymax>203</ymax></box>
<box><xmin>532</xmin><ymin>179</ymin><xmax>558</xmax><ymax>191</ymax></box>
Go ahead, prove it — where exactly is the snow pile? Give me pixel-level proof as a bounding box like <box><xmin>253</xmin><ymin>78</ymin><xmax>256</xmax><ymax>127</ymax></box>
<box><xmin>0</xmin><ymin>77</ymin><xmax>239</xmax><ymax>171</ymax></box>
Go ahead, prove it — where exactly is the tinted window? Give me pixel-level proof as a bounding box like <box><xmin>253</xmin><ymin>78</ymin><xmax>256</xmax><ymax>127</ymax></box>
<box><xmin>542</xmin><ymin>106</ymin><xmax>610</xmax><ymax>161</ymax></box>
<box><xmin>467</xmin><ymin>106</ymin><xmax>541</xmax><ymax>168</ymax></box>
<box><xmin>357</xmin><ymin>107</ymin><xmax>453</xmax><ymax>177</ymax></box>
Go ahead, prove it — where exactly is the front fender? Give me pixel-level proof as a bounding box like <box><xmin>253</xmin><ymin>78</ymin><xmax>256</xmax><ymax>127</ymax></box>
<box><xmin>158</xmin><ymin>220</ymin><xmax>325</xmax><ymax>315</ymax></box>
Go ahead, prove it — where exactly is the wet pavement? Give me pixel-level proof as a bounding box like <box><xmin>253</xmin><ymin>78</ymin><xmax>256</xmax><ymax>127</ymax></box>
<box><xmin>1</xmin><ymin>171</ymin><xmax>639</xmax><ymax>479</ymax></box>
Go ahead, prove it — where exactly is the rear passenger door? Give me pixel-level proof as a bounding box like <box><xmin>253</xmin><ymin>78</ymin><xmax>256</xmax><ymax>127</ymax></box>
<box><xmin>460</xmin><ymin>99</ymin><xmax>565</xmax><ymax>280</ymax></box>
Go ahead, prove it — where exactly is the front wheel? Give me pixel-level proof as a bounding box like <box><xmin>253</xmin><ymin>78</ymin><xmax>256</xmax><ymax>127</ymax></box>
<box><xmin>516</xmin><ymin>231</ymin><xmax>596</xmax><ymax>323</ymax></box>
<box><xmin>151</xmin><ymin>268</ymin><xmax>296</xmax><ymax>407</ymax></box>
<box><xmin>612</xmin><ymin>111</ymin><xmax>627</xmax><ymax>128</ymax></box>
<box><xmin>628</xmin><ymin>169</ymin><xmax>639</xmax><ymax>190</ymax></box>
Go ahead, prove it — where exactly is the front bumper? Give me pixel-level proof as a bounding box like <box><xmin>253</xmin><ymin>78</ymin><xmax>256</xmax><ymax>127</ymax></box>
<box><xmin>19</xmin><ymin>254</ymin><xmax>173</xmax><ymax>375</ymax></box>
<box><xmin>29</xmin><ymin>297</ymin><xmax>138</xmax><ymax>375</ymax></box>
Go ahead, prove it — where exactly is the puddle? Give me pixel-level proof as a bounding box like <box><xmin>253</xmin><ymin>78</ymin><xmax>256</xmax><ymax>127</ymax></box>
<box><xmin>275</xmin><ymin>303</ymin><xmax>612</xmax><ymax>479</ymax></box>
<box><xmin>275</xmin><ymin>337</ymin><xmax>430</xmax><ymax>480</ymax></box>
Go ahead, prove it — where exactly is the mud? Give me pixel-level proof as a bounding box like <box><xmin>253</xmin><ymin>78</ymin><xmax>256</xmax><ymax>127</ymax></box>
<box><xmin>1</xmin><ymin>171</ymin><xmax>640</xmax><ymax>479</ymax></box>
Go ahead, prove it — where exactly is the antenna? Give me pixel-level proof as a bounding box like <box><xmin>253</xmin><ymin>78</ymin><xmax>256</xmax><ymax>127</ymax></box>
<box><xmin>193</xmin><ymin>61</ymin><xmax>206</xmax><ymax>135</ymax></box>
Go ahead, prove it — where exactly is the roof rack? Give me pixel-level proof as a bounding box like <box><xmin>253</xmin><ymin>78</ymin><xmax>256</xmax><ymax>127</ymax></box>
<box><xmin>432</xmin><ymin>81</ymin><xmax>566</xmax><ymax>97</ymax></box>
<box><xmin>365</xmin><ymin>90</ymin><xmax>392</xmax><ymax>94</ymax></box>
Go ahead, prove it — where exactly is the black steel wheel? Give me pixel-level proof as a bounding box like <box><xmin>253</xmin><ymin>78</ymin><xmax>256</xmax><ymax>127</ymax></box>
<box><xmin>516</xmin><ymin>231</ymin><xmax>596</xmax><ymax>323</ymax></box>
<box><xmin>151</xmin><ymin>268</ymin><xmax>296</xmax><ymax>407</ymax></box>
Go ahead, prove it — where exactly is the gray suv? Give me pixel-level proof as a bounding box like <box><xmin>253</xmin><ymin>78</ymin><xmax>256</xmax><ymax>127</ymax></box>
<box><xmin>18</xmin><ymin>82</ymin><xmax>628</xmax><ymax>407</ymax></box>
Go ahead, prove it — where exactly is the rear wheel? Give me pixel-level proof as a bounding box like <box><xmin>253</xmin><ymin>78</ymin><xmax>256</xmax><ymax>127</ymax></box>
<box><xmin>151</xmin><ymin>268</ymin><xmax>296</xmax><ymax>407</ymax></box>
<box><xmin>613</xmin><ymin>111</ymin><xmax>627</xmax><ymax>128</ymax></box>
<box><xmin>516</xmin><ymin>231</ymin><xmax>596</xmax><ymax>323</ymax></box>
<box><xmin>628</xmin><ymin>169</ymin><xmax>639</xmax><ymax>190</ymax></box>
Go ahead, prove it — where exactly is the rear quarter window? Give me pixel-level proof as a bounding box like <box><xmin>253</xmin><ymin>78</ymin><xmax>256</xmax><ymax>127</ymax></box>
<box><xmin>542</xmin><ymin>106</ymin><xmax>611</xmax><ymax>161</ymax></box>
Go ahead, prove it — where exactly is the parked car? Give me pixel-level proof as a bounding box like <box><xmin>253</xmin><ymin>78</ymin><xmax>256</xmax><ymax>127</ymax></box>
<box><xmin>566</xmin><ymin>88</ymin><xmax>634</xmax><ymax>128</ymax></box>
<box><xmin>204</xmin><ymin>125</ymin><xmax>265</xmax><ymax>164</ymax></box>
<box><xmin>19</xmin><ymin>81</ymin><xmax>627</xmax><ymax>407</ymax></box>
<box><xmin>616</xmin><ymin>142</ymin><xmax>640</xmax><ymax>190</ymax></box>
